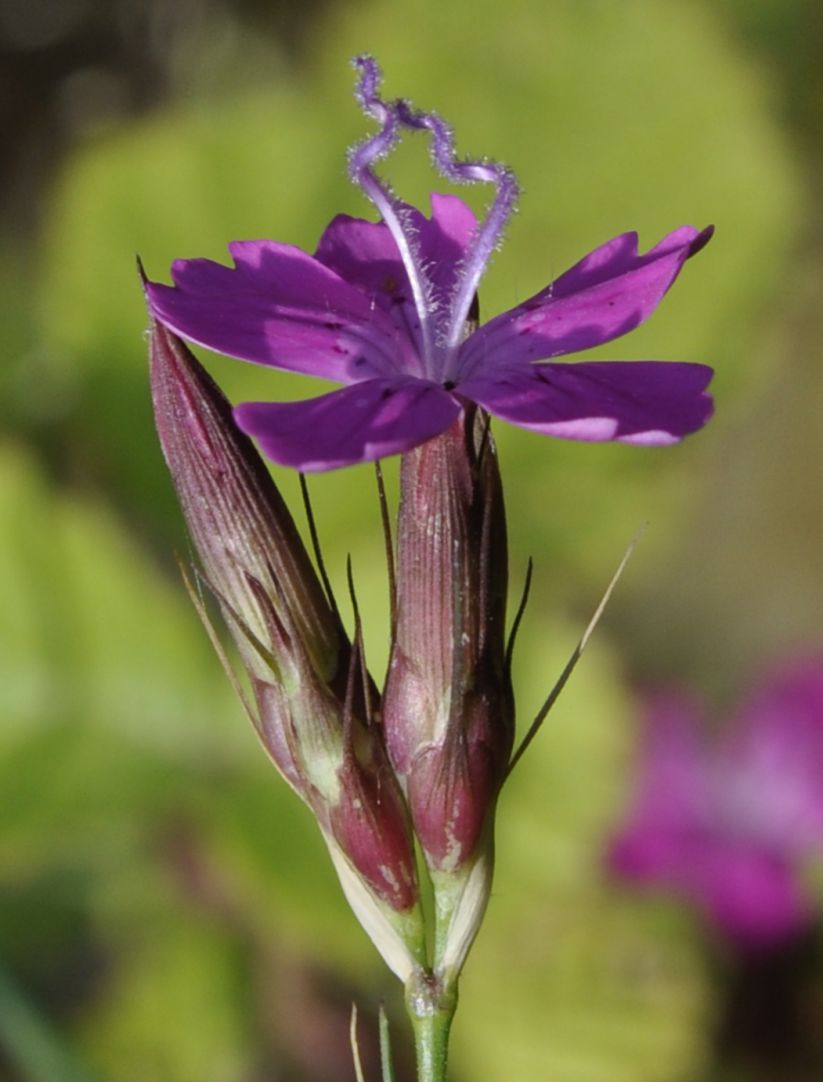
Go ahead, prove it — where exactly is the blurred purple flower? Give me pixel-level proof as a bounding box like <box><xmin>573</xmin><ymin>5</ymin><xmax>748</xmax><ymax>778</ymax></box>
<box><xmin>146</xmin><ymin>56</ymin><xmax>714</xmax><ymax>472</ymax></box>
<box><xmin>609</xmin><ymin>660</ymin><xmax>823</xmax><ymax>950</ymax></box>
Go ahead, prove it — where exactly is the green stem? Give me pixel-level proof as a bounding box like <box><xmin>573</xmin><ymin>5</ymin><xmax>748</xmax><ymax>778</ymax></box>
<box><xmin>405</xmin><ymin>968</ymin><xmax>458</xmax><ymax>1082</ymax></box>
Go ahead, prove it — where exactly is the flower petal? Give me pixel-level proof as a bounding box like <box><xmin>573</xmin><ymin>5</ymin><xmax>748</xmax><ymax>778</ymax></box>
<box><xmin>315</xmin><ymin>193</ymin><xmax>477</xmax><ymax>304</ymax></box>
<box><xmin>691</xmin><ymin>845</ymin><xmax>809</xmax><ymax>948</ymax></box>
<box><xmin>234</xmin><ymin>378</ymin><xmax>461</xmax><ymax>471</ymax></box>
<box><xmin>423</xmin><ymin>193</ymin><xmax>480</xmax><ymax>296</ymax></box>
<box><xmin>461</xmin><ymin>361</ymin><xmax>714</xmax><ymax>444</ymax></box>
<box><xmin>459</xmin><ymin>225</ymin><xmax>713</xmax><ymax>377</ymax></box>
<box><xmin>147</xmin><ymin>240</ymin><xmax>407</xmax><ymax>382</ymax></box>
<box><xmin>314</xmin><ymin>194</ymin><xmax>478</xmax><ymax>370</ymax></box>
<box><xmin>721</xmin><ymin>660</ymin><xmax>823</xmax><ymax>854</ymax></box>
<box><xmin>608</xmin><ymin>693</ymin><xmax>708</xmax><ymax>883</ymax></box>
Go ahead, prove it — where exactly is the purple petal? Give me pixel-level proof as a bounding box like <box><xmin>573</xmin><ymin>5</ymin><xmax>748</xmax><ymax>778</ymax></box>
<box><xmin>315</xmin><ymin>193</ymin><xmax>476</xmax><ymax>302</ymax></box>
<box><xmin>423</xmin><ymin>193</ymin><xmax>479</xmax><ymax>295</ymax></box>
<box><xmin>461</xmin><ymin>361</ymin><xmax>714</xmax><ymax>444</ymax></box>
<box><xmin>314</xmin><ymin>194</ymin><xmax>477</xmax><ymax>366</ymax></box>
<box><xmin>720</xmin><ymin>660</ymin><xmax>823</xmax><ymax>854</ymax></box>
<box><xmin>234</xmin><ymin>378</ymin><xmax>461</xmax><ymax>471</ymax></box>
<box><xmin>459</xmin><ymin>225</ymin><xmax>713</xmax><ymax>376</ymax></box>
<box><xmin>614</xmin><ymin>834</ymin><xmax>811</xmax><ymax>949</ymax></box>
<box><xmin>147</xmin><ymin>240</ymin><xmax>409</xmax><ymax>382</ymax></box>
<box><xmin>608</xmin><ymin>694</ymin><xmax>708</xmax><ymax>883</ymax></box>
<box><xmin>608</xmin><ymin>696</ymin><xmax>812</xmax><ymax>948</ymax></box>
<box><xmin>689</xmin><ymin>845</ymin><xmax>810</xmax><ymax>949</ymax></box>
<box><xmin>633</xmin><ymin>695</ymin><xmax>708</xmax><ymax>831</ymax></box>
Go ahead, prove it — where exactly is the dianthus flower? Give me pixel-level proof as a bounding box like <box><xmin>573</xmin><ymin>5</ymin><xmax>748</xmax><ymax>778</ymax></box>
<box><xmin>146</xmin><ymin>56</ymin><xmax>714</xmax><ymax>472</ymax></box>
<box><xmin>609</xmin><ymin>660</ymin><xmax>823</xmax><ymax>950</ymax></box>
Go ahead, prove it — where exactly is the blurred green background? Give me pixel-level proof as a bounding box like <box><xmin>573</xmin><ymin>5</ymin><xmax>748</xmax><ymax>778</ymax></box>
<box><xmin>2</xmin><ymin>0</ymin><xmax>823</xmax><ymax>1079</ymax></box>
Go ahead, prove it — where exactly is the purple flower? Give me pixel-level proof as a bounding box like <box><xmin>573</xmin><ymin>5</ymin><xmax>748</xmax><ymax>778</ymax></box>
<box><xmin>146</xmin><ymin>56</ymin><xmax>714</xmax><ymax>472</ymax></box>
<box><xmin>609</xmin><ymin>660</ymin><xmax>823</xmax><ymax>950</ymax></box>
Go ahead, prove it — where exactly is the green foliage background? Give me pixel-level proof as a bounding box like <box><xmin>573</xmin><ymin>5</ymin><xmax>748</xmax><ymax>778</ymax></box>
<box><xmin>2</xmin><ymin>0</ymin><xmax>822</xmax><ymax>1079</ymax></box>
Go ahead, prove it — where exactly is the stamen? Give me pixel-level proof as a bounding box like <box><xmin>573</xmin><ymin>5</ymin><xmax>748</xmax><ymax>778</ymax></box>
<box><xmin>394</xmin><ymin>98</ymin><xmax>520</xmax><ymax>367</ymax></box>
<box><xmin>349</xmin><ymin>56</ymin><xmax>437</xmax><ymax>371</ymax></box>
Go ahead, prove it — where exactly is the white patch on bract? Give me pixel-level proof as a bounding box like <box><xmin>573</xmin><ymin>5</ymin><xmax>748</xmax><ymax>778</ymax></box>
<box><xmin>303</xmin><ymin>739</ymin><xmax>344</xmax><ymax>805</ymax></box>
<box><xmin>379</xmin><ymin>864</ymin><xmax>401</xmax><ymax>895</ymax></box>
<box><xmin>326</xmin><ymin>840</ymin><xmax>416</xmax><ymax>984</ymax></box>
<box><xmin>438</xmin><ymin>848</ymin><xmax>493</xmax><ymax>976</ymax></box>
<box><xmin>438</xmin><ymin>824</ymin><xmax>463</xmax><ymax>875</ymax></box>
<box><xmin>431</xmin><ymin>704</ymin><xmax>451</xmax><ymax>748</ymax></box>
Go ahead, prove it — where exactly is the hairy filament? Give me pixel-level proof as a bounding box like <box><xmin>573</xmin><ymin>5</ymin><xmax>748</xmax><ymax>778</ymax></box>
<box><xmin>350</xmin><ymin>56</ymin><xmax>438</xmax><ymax>372</ymax></box>
<box><xmin>394</xmin><ymin>99</ymin><xmax>520</xmax><ymax>370</ymax></box>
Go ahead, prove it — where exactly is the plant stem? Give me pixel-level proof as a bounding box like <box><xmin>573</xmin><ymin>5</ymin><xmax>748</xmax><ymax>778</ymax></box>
<box><xmin>405</xmin><ymin>968</ymin><xmax>458</xmax><ymax>1082</ymax></box>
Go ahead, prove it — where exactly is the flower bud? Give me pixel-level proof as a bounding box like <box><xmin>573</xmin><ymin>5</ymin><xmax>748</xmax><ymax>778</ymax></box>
<box><xmin>383</xmin><ymin>406</ymin><xmax>514</xmax><ymax>972</ymax></box>
<box><xmin>149</xmin><ymin>315</ymin><xmax>424</xmax><ymax>978</ymax></box>
<box><xmin>384</xmin><ymin>407</ymin><xmax>513</xmax><ymax>868</ymax></box>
